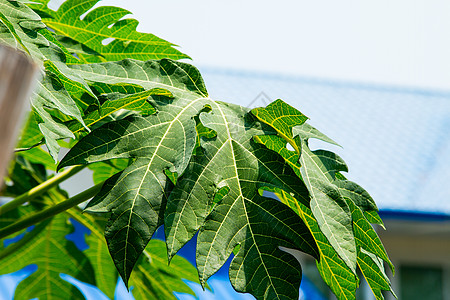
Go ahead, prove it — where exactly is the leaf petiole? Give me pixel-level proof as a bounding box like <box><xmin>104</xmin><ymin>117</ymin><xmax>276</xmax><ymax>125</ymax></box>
<box><xmin>0</xmin><ymin>181</ymin><xmax>103</xmax><ymax>240</ymax></box>
<box><xmin>0</xmin><ymin>165</ymin><xmax>85</xmax><ymax>216</ymax></box>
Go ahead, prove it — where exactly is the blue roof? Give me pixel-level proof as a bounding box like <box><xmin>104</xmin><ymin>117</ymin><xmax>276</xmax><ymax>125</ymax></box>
<box><xmin>199</xmin><ymin>67</ymin><xmax>450</xmax><ymax>215</ymax></box>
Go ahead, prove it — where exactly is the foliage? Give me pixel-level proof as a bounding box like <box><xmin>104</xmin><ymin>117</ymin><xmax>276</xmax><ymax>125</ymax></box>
<box><xmin>0</xmin><ymin>1</ymin><xmax>395</xmax><ymax>299</ymax></box>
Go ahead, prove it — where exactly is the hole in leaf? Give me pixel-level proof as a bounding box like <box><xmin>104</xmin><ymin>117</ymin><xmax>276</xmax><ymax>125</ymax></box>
<box><xmin>3</xmin><ymin>225</ymin><xmax>35</xmax><ymax>248</ymax></box>
<box><xmin>47</xmin><ymin>0</ymin><xmax>64</xmax><ymax>11</ymax></box>
<box><xmin>164</xmin><ymin>169</ymin><xmax>178</xmax><ymax>185</ymax></box>
<box><xmin>286</xmin><ymin>143</ymin><xmax>295</xmax><ymax>151</ymax></box>
<box><xmin>101</xmin><ymin>37</ymin><xmax>115</xmax><ymax>46</ymax></box>
<box><xmin>65</xmin><ymin>218</ymin><xmax>90</xmax><ymax>251</ymax></box>
<box><xmin>232</xmin><ymin>244</ymin><xmax>241</xmax><ymax>255</ymax></box>
<box><xmin>210</xmin><ymin>186</ymin><xmax>230</xmax><ymax>212</ymax></box>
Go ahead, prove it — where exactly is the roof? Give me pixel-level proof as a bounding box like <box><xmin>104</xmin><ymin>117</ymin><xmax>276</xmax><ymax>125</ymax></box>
<box><xmin>199</xmin><ymin>67</ymin><xmax>450</xmax><ymax>215</ymax></box>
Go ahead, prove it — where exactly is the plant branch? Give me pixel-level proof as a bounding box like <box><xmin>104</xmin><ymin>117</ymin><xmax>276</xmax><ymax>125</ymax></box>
<box><xmin>0</xmin><ymin>165</ymin><xmax>85</xmax><ymax>215</ymax></box>
<box><xmin>0</xmin><ymin>181</ymin><xmax>103</xmax><ymax>240</ymax></box>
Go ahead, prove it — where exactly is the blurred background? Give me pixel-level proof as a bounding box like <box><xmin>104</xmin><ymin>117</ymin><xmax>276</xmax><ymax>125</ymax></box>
<box><xmin>3</xmin><ymin>1</ymin><xmax>450</xmax><ymax>299</ymax></box>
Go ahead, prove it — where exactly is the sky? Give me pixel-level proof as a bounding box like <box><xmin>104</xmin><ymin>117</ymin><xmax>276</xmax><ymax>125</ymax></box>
<box><xmin>98</xmin><ymin>0</ymin><xmax>450</xmax><ymax>91</ymax></box>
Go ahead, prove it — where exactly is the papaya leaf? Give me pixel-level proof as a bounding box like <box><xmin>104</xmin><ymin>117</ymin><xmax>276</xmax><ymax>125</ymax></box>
<box><xmin>59</xmin><ymin>59</ymin><xmax>320</xmax><ymax>299</ymax></box>
<box><xmin>298</xmin><ymin>141</ymin><xmax>357</xmax><ymax>273</ymax></box>
<box><xmin>58</xmin><ymin>59</ymin><xmax>211</xmax><ymax>285</ymax></box>
<box><xmin>278</xmin><ymin>191</ymin><xmax>357</xmax><ymax>299</ymax></box>
<box><xmin>0</xmin><ymin>0</ymin><xmax>101</xmax><ymax>159</ymax></box>
<box><xmin>27</xmin><ymin>0</ymin><xmax>189</xmax><ymax>62</ymax></box>
<box><xmin>68</xmin><ymin>88</ymin><xmax>167</xmax><ymax>134</ymax></box>
<box><xmin>252</xmin><ymin>99</ymin><xmax>356</xmax><ymax>273</ymax></box>
<box><xmin>252</xmin><ymin>99</ymin><xmax>394</xmax><ymax>299</ymax></box>
<box><xmin>346</xmin><ymin>199</ymin><xmax>393</xmax><ymax>272</ymax></box>
<box><xmin>0</xmin><ymin>213</ymin><xmax>95</xmax><ymax>299</ymax></box>
<box><xmin>130</xmin><ymin>239</ymin><xmax>200</xmax><ymax>299</ymax></box>
<box><xmin>164</xmin><ymin>101</ymin><xmax>317</xmax><ymax>300</ymax></box>
<box><xmin>251</xmin><ymin>99</ymin><xmax>308</xmax><ymax>152</ymax></box>
<box><xmin>364</xmin><ymin>210</ymin><xmax>385</xmax><ymax>229</ymax></box>
<box><xmin>33</xmin><ymin>72</ymin><xmax>88</xmax><ymax>161</ymax></box>
<box><xmin>0</xmin><ymin>0</ymin><xmax>47</xmax><ymax>59</ymax></box>
<box><xmin>292</xmin><ymin>122</ymin><xmax>340</xmax><ymax>146</ymax></box>
<box><xmin>18</xmin><ymin>146</ymin><xmax>56</xmax><ymax>171</ymax></box>
<box><xmin>358</xmin><ymin>249</ymin><xmax>396</xmax><ymax>300</ymax></box>
<box><xmin>88</xmin><ymin>159</ymin><xmax>130</xmax><ymax>185</ymax></box>
<box><xmin>253</xmin><ymin>135</ymin><xmax>301</xmax><ymax>177</ymax></box>
<box><xmin>65</xmin><ymin>209</ymin><xmax>118</xmax><ymax>298</ymax></box>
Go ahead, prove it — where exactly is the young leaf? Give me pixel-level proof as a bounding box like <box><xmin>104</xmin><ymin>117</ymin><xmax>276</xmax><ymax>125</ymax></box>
<box><xmin>33</xmin><ymin>72</ymin><xmax>87</xmax><ymax>161</ymax></box>
<box><xmin>28</xmin><ymin>0</ymin><xmax>189</xmax><ymax>62</ymax></box>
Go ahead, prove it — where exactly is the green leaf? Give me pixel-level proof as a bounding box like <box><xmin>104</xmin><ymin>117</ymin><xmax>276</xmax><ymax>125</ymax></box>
<box><xmin>346</xmin><ymin>199</ymin><xmax>394</xmax><ymax>272</ymax></box>
<box><xmin>67</xmin><ymin>58</ymin><xmax>209</xmax><ymax>97</ymax></box>
<box><xmin>253</xmin><ymin>135</ymin><xmax>301</xmax><ymax>177</ymax></box>
<box><xmin>250</xmin><ymin>101</ymin><xmax>357</xmax><ymax>273</ymax></box>
<box><xmin>334</xmin><ymin>180</ymin><xmax>378</xmax><ymax>212</ymax></box>
<box><xmin>164</xmin><ymin>102</ymin><xmax>317</xmax><ymax>300</ymax></box>
<box><xmin>130</xmin><ymin>239</ymin><xmax>201</xmax><ymax>299</ymax></box>
<box><xmin>32</xmin><ymin>72</ymin><xmax>87</xmax><ymax>161</ymax></box>
<box><xmin>251</xmin><ymin>99</ymin><xmax>308</xmax><ymax>152</ymax></box>
<box><xmin>278</xmin><ymin>191</ymin><xmax>358</xmax><ymax>300</ymax></box>
<box><xmin>364</xmin><ymin>210</ymin><xmax>385</xmax><ymax>229</ymax></box>
<box><xmin>28</xmin><ymin>0</ymin><xmax>189</xmax><ymax>62</ymax></box>
<box><xmin>65</xmin><ymin>209</ymin><xmax>117</xmax><ymax>298</ymax></box>
<box><xmin>0</xmin><ymin>0</ymin><xmax>47</xmax><ymax>59</ymax></box>
<box><xmin>358</xmin><ymin>249</ymin><xmax>396</xmax><ymax>300</ymax></box>
<box><xmin>68</xmin><ymin>88</ymin><xmax>166</xmax><ymax>134</ymax></box>
<box><xmin>298</xmin><ymin>140</ymin><xmax>356</xmax><ymax>273</ymax></box>
<box><xmin>252</xmin><ymin>99</ymin><xmax>393</xmax><ymax>299</ymax></box>
<box><xmin>88</xmin><ymin>159</ymin><xmax>130</xmax><ymax>185</ymax></box>
<box><xmin>0</xmin><ymin>213</ymin><xmax>95</xmax><ymax>299</ymax></box>
<box><xmin>59</xmin><ymin>59</ymin><xmax>211</xmax><ymax>285</ymax></box>
<box><xmin>292</xmin><ymin>122</ymin><xmax>340</xmax><ymax>146</ymax></box>
<box><xmin>44</xmin><ymin>59</ymin><xmax>96</xmax><ymax>103</ymax></box>
<box><xmin>59</xmin><ymin>60</ymin><xmax>320</xmax><ymax>299</ymax></box>
<box><xmin>18</xmin><ymin>146</ymin><xmax>56</xmax><ymax>171</ymax></box>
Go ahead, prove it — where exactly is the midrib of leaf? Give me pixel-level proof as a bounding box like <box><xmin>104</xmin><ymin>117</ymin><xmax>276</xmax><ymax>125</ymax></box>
<box><xmin>71</xmin><ymin>66</ymin><xmax>197</xmax><ymax>96</ymax></box>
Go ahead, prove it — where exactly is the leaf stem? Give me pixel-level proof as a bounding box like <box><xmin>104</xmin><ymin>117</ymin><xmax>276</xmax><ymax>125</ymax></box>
<box><xmin>0</xmin><ymin>181</ymin><xmax>103</xmax><ymax>240</ymax></box>
<box><xmin>0</xmin><ymin>165</ymin><xmax>85</xmax><ymax>215</ymax></box>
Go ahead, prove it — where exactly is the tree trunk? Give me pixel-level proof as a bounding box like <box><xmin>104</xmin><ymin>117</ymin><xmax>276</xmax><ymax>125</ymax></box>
<box><xmin>0</xmin><ymin>45</ymin><xmax>39</xmax><ymax>182</ymax></box>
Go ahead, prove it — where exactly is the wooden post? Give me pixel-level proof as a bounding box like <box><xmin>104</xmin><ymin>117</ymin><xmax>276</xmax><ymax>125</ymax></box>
<box><xmin>0</xmin><ymin>45</ymin><xmax>39</xmax><ymax>182</ymax></box>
